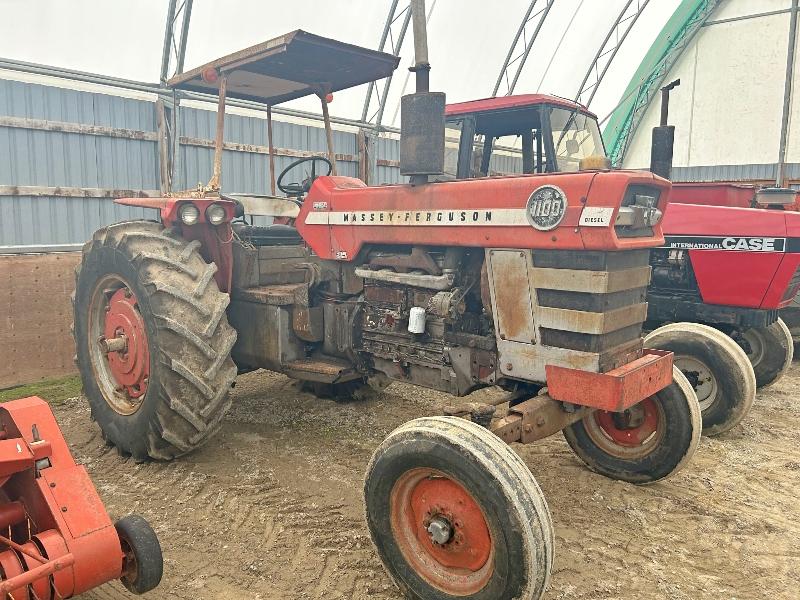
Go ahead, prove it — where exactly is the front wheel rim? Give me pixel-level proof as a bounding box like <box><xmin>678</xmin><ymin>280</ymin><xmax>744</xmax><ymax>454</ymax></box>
<box><xmin>585</xmin><ymin>398</ymin><xmax>665</xmax><ymax>459</ymax></box>
<box><xmin>740</xmin><ymin>328</ymin><xmax>766</xmax><ymax>367</ymax></box>
<box><xmin>88</xmin><ymin>275</ymin><xmax>150</xmax><ymax>415</ymax></box>
<box><xmin>674</xmin><ymin>356</ymin><xmax>718</xmax><ymax>411</ymax></box>
<box><xmin>389</xmin><ymin>468</ymin><xmax>494</xmax><ymax>595</ymax></box>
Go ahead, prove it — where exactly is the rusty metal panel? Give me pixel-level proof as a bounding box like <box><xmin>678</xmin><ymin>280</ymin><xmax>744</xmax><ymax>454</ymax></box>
<box><xmin>228</xmin><ymin>301</ymin><xmax>303</xmax><ymax>370</ymax></box>
<box><xmin>487</xmin><ymin>249</ymin><xmax>537</xmax><ymax>344</ymax></box>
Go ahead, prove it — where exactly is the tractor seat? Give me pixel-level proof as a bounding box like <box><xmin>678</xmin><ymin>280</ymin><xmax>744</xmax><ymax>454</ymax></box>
<box><xmin>234</xmin><ymin>224</ymin><xmax>303</xmax><ymax>246</ymax></box>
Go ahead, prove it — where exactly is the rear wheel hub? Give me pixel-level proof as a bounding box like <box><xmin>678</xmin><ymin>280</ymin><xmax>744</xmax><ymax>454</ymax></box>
<box><xmin>90</xmin><ymin>278</ymin><xmax>150</xmax><ymax>414</ymax></box>
<box><xmin>589</xmin><ymin>397</ymin><xmax>664</xmax><ymax>457</ymax></box>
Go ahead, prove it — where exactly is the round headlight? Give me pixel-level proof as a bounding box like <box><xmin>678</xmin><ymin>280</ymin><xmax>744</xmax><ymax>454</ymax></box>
<box><xmin>178</xmin><ymin>203</ymin><xmax>200</xmax><ymax>225</ymax></box>
<box><xmin>206</xmin><ymin>203</ymin><xmax>227</xmax><ymax>225</ymax></box>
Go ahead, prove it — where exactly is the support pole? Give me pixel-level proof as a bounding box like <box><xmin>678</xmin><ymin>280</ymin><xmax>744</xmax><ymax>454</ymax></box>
<box><xmin>267</xmin><ymin>105</ymin><xmax>277</xmax><ymax>195</ymax></box>
<box><xmin>208</xmin><ymin>75</ymin><xmax>227</xmax><ymax>191</ymax></box>
<box><xmin>320</xmin><ymin>95</ymin><xmax>338</xmax><ymax>176</ymax></box>
<box><xmin>777</xmin><ymin>0</ymin><xmax>799</xmax><ymax>187</ymax></box>
<box><xmin>155</xmin><ymin>99</ymin><xmax>170</xmax><ymax>193</ymax></box>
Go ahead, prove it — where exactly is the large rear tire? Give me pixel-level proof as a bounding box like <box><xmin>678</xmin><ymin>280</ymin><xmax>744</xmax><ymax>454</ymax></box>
<box><xmin>563</xmin><ymin>367</ymin><xmax>701</xmax><ymax>484</ymax></box>
<box><xmin>645</xmin><ymin>322</ymin><xmax>755</xmax><ymax>436</ymax></box>
<box><xmin>365</xmin><ymin>416</ymin><xmax>553</xmax><ymax>600</ymax></box>
<box><xmin>73</xmin><ymin>221</ymin><xmax>237</xmax><ymax>460</ymax></box>
<box><xmin>736</xmin><ymin>318</ymin><xmax>793</xmax><ymax>388</ymax></box>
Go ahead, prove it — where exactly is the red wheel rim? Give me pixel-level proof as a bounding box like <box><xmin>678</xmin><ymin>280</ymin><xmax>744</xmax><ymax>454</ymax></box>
<box><xmin>586</xmin><ymin>398</ymin><xmax>664</xmax><ymax>459</ymax></box>
<box><xmin>390</xmin><ymin>468</ymin><xmax>494</xmax><ymax>595</ymax></box>
<box><xmin>89</xmin><ymin>276</ymin><xmax>150</xmax><ymax>415</ymax></box>
<box><xmin>104</xmin><ymin>288</ymin><xmax>150</xmax><ymax>399</ymax></box>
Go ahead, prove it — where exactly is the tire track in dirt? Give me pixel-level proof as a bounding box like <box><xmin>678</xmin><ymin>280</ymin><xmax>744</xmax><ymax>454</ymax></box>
<box><xmin>56</xmin><ymin>362</ymin><xmax>800</xmax><ymax>599</ymax></box>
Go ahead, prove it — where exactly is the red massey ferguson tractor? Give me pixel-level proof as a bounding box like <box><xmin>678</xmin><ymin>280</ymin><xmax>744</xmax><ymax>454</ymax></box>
<box><xmin>72</xmin><ymin>26</ymin><xmax>703</xmax><ymax>600</ymax></box>
<box><xmin>442</xmin><ymin>91</ymin><xmax>800</xmax><ymax>439</ymax></box>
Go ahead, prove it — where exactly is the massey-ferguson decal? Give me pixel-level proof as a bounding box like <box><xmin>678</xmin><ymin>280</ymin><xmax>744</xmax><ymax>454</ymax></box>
<box><xmin>305</xmin><ymin>208</ymin><xmax>515</xmax><ymax>225</ymax></box>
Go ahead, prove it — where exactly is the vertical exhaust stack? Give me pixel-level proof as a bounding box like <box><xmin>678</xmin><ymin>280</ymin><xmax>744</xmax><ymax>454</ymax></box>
<box><xmin>650</xmin><ymin>79</ymin><xmax>680</xmax><ymax>180</ymax></box>
<box><xmin>400</xmin><ymin>0</ymin><xmax>445</xmax><ymax>185</ymax></box>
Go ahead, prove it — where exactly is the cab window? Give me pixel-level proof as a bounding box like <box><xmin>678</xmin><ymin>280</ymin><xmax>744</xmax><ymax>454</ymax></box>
<box><xmin>548</xmin><ymin>107</ymin><xmax>606</xmax><ymax>172</ymax></box>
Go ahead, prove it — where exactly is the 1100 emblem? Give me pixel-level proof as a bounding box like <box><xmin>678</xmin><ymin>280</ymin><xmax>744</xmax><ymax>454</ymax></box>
<box><xmin>526</xmin><ymin>185</ymin><xmax>567</xmax><ymax>231</ymax></box>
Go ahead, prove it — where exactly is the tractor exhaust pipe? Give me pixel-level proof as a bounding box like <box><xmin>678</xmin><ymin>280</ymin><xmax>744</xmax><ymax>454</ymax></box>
<box><xmin>400</xmin><ymin>0</ymin><xmax>445</xmax><ymax>185</ymax></box>
<box><xmin>410</xmin><ymin>0</ymin><xmax>430</xmax><ymax>92</ymax></box>
<box><xmin>650</xmin><ymin>79</ymin><xmax>680</xmax><ymax>180</ymax></box>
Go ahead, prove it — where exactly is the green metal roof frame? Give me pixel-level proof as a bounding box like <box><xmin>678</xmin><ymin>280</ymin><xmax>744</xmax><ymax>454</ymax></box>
<box><xmin>603</xmin><ymin>0</ymin><xmax>722</xmax><ymax>165</ymax></box>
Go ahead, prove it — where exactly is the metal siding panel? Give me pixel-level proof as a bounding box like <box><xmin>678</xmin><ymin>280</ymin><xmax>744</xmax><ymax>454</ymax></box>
<box><xmin>0</xmin><ymin>79</ymin><xmax>423</xmax><ymax>249</ymax></box>
<box><xmin>671</xmin><ymin>163</ymin><xmax>793</xmax><ymax>182</ymax></box>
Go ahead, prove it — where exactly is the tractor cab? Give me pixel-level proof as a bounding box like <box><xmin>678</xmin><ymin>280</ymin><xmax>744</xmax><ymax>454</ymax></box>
<box><xmin>442</xmin><ymin>94</ymin><xmax>608</xmax><ymax>179</ymax></box>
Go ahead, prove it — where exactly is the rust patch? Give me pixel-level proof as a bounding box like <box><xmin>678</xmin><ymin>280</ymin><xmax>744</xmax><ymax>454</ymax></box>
<box><xmin>490</xmin><ymin>251</ymin><xmax>536</xmax><ymax>343</ymax></box>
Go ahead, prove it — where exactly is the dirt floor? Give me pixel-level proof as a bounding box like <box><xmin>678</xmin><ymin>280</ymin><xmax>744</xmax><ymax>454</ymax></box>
<box><xmin>51</xmin><ymin>361</ymin><xmax>800</xmax><ymax>600</ymax></box>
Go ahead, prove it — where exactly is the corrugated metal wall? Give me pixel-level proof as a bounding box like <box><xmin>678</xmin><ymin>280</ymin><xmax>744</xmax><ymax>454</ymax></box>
<box><xmin>0</xmin><ymin>78</ymin><xmax>404</xmax><ymax>251</ymax></box>
<box><xmin>672</xmin><ymin>163</ymin><xmax>800</xmax><ymax>184</ymax></box>
<box><xmin>0</xmin><ymin>79</ymin><xmax>158</xmax><ymax>248</ymax></box>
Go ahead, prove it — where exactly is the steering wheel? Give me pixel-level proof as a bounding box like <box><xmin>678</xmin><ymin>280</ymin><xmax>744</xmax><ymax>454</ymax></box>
<box><xmin>277</xmin><ymin>156</ymin><xmax>332</xmax><ymax>196</ymax></box>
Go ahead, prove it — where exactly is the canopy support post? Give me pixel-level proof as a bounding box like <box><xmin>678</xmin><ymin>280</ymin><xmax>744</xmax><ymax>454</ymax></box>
<box><xmin>267</xmin><ymin>105</ymin><xmax>277</xmax><ymax>195</ymax></box>
<box><xmin>208</xmin><ymin>74</ymin><xmax>227</xmax><ymax>192</ymax></box>
<box><xmin>320</xmin><ymin>94</ymin><xmax>338</xmax><ymax>176</ymax></box>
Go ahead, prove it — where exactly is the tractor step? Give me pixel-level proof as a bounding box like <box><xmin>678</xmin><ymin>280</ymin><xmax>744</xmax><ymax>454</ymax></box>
<box><xmin>232</xmin><ymin>283</ymin><xmax>307</xmax><ymax>306</ymax></box>
<box><xmin>284</xmin><ymin>357</ymin><xmax>361</xmax><ymax>384</ymax></box>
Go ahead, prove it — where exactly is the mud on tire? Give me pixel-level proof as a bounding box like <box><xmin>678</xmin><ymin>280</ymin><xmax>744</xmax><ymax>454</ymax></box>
<box><xmin>73</xmin><ymin>221</ymin><xmax>237</xmax><ymax>460</ymax></box>
<box><xmin>365</xmin><ymin>416</ymin><xmax>553</xmax><ymax>600</ymax></box>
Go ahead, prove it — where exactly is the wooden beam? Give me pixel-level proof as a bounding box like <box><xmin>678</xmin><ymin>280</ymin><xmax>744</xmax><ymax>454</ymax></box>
<box><xmin>178</xmin><ymin>135</ymin><xmax>358</xmax><ymax>163</ymax></box>
<box><xmin>0</xmin><ymin>115</ymin><xmax>158</xmax><ymax>142</ymax></box>
<box><xmin>0</xmin><ymin>186</ymin><xmax>161</xmax><ymax>198</ymax></box>
<box><xmin>155</xmin><ymin>99</ymin><xmax>170</xmax><ymax>194</ymax></box>
<box><xmin>0</xmin><ymin>114</ymin><xmax>382</xmax><ymax>167</ymax></box>
<box><xmin>357</xmin><ymin>129</ymin><xmax>368</xmax><ymax>184</ymax></box>
<box><xmin>377</xmin><ymin>158</ymin><xmax>401</xmax><ymax>168</ymax></box>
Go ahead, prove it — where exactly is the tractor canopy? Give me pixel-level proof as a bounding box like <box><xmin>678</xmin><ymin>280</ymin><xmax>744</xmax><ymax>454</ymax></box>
<box><xmin>168</xmin><ymin>30</ymin><xmax>400</xmax><ymax>105</ymax></box>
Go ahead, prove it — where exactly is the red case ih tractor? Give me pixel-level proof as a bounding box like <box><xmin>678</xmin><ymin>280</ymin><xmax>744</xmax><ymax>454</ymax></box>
<box><xmin>442</xmin><ymin>90</ymin><xmax>800</xmax><ymax>438</ymax></box>
<box><xmin>666</xmin><ymin>182</ymin><xmax>800</xmax><ymax>355</ymax></box>
<box><xmin>72</xmin><ymin>20</ymin><xmax>702</xmax><ymax>600</ymax></box>
<box><xmin>0</xmin><ymin>397</ymin><xmax>162</xmax><ymax>597</ymax></box>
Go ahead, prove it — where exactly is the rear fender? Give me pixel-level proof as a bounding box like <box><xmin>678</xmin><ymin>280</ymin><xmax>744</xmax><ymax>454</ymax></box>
<box><xmin>115</xmin><ymin>196</ymin><xmax>236</xmax><ymax>293</ymax></box>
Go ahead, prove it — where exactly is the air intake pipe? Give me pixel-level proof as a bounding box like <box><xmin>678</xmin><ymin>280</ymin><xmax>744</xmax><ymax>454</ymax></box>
<box><xmin>650</xmin><ymin>79</ymin><xmax>680</xmax><ymax>180</ymax></box>
<box><xmin>400</xmin><ymin>0</ymin><xmax>445</xmax><ymax>184</ymax></box>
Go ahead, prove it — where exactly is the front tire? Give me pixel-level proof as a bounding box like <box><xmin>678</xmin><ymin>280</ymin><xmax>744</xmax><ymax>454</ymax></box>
<box><xmin>365</xmin><ymin>416</ymin><xmax>553</xmax><ymax>600</ymax></box>
<box><xmin>645</xmin><ymin>322</ymin><xmax>755</xmax><ymax>436</ymax></box>
<box><xmin>73</xmin><ymin>221</ymin><xmax>237</xmax><ymax>460</ymax></box>
<box><xmin>736</xmin><ymin>318</ymin><xmax>793</xmax><ymax>388</ymax></box>
<box><xmin>563</xmin><ymin>367</ymin><xmax>701</xmax><ymax>484</ymax></box>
